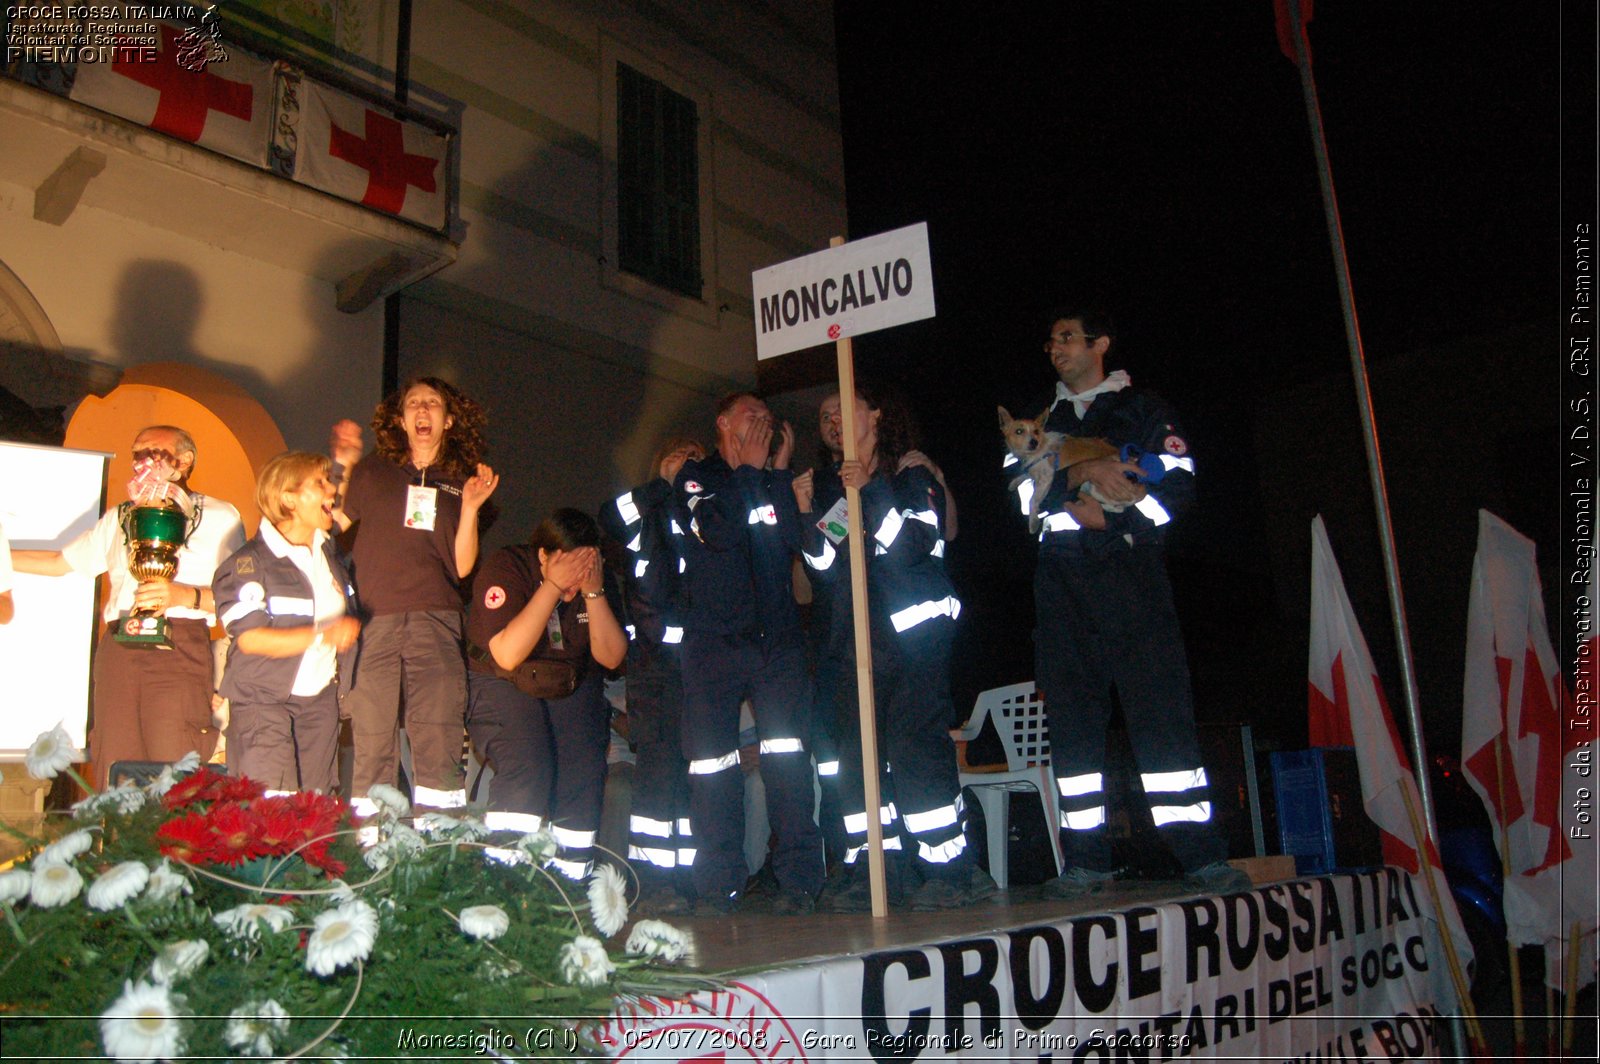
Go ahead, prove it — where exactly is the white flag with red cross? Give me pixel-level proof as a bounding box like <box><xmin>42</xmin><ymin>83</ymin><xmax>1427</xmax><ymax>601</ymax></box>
<box><xmin>1308</xmin><ymin>516</ymin><xmax>1472</xmax><ymax>979</ymax></box>
<box><xmin>292</xmin><ymin>79</ymin><xmax>447</xmax><ymax>230</ymax></box>
<box><xmin>1461</xmin><ymin>510</ymin><xmax>1596</xmax><ymax>990</ymax></box>
<box><xmin>69</xmin><ymin>22</ymin><xmax>272</xmax><ymax>167</ymax></box>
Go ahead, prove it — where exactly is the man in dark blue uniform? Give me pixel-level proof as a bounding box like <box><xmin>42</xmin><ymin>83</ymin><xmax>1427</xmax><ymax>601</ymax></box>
<box><xmin>600</xmin><ymin>435</ymin><xmax>704</xmax><ymax>914</ymax></box>
<box><xmin>673</xmin><ymin>393</ymin><xmax>824</xmax><ymax>914</ymax></box>
<box><xmin>1019</xmin><ymin>308</ymin><xmax>1249</xmax><ymax>898</ymax></box>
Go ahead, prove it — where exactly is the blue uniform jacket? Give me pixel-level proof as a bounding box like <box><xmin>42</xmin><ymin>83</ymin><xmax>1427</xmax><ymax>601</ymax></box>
<box><xmin>214</xmin><ymin>532</ymin><xmax>358</xmax><ymax>704</ymax></box>
<box><xmin>672</xmin><ymin>453</ymin><xmax>802</xmax><ymax>639</ymax></box>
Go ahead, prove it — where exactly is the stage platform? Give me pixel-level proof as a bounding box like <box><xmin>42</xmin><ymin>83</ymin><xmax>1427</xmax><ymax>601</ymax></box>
<box><xmin>597</xmin><ymin>869</ymin><xmax>1464</xmax><ymax>1061</ymax></box>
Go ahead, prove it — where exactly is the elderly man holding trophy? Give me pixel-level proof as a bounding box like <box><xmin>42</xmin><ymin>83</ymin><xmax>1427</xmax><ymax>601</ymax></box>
<box><xmin>11</xmin><ymin>425</ymin><xmax>245</xmax><ymax>786</ymax></box>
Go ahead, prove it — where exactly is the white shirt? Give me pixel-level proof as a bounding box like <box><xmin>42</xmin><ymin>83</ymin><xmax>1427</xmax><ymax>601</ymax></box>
<box><xmin>61</xmin><ymin>494</ymin><xmax>245</xmax><ymax>623</ymax></box>
<box><xmin>257</xmin><ymin>520</ymin><xmax>346</xmax><ymax>697</ymax></box>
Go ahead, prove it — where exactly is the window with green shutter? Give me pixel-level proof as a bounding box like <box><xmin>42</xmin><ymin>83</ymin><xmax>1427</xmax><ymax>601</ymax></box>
<box><xmin>616</xmin><ymin>62</ymin><xmax>703</xmax><ymax>299</ymax></box>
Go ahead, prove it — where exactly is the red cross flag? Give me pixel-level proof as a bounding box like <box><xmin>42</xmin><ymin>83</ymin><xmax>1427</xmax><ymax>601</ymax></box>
<box><xmin>1461</xmin><ymin>510</ymin><xmax>1596</xmax><ymax>990</ymax></box>
<box><xmin>293</xmin><ymin>80</ymin><xmax>447</xmax><ymax>230</ymax></box>
<box><xmin>1308</xmin><ymin>516</ymin><xmax>1472</xmax><ymax>983</ymax></box>
<box><xmin>70</xmin><ymin>23</ymin><xmax>271</xmax><ymax>167</ymax></box>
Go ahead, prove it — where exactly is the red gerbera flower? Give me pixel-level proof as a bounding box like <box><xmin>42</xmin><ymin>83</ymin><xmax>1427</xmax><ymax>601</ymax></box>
<box><xmin>203</xmin><ymin>803</ymin><xmax>272</xmax><ymax>866</ymax></box>
<box><xmin>155</xmin><ymin>811</ymin><xmax>216</xmax><ymax>864</ymax></box>
<box><xmin>162</xmin><ymin>767</ymin><xmax>230</xmax><ymax>810</ymax></box>
<box><xmin>218</xmin><ymin>775</ymin><xmax>266</xmax><ymax>803</ymax></box>
<box><xmin>249</xmin><ymin>797</ymin><xmax>303</xmax><ymax>854</ymax></box>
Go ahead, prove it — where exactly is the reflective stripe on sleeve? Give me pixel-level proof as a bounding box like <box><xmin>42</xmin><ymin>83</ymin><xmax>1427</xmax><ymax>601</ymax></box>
<box><xmin>1158</xmin><ymin>454</ymin><xmax>1195</xmax><ymax>474</ymax></box>
<box><xmin>1039</xmin><ymin>510</ymin><xmax>1081</xmax><ymax>534</ymax></box>
<box><xmin>688</xmin><ymin>752</ymin><xmax>739</xmax><ymax>775</ymax></box>
<box><xmin>662</xmin><ymin>626</ymin><xmax>684</xmax><ymax>644</ymax></box>
<box><xmin>615</xmin><ymin>492</ymin><xmax>640</xmax><ymax>525</ymax></box>
<box><xmin>1017</xmin><ymin>478</ymin><xmax>1035</xmax><ymax>515</ymax></box>
<box><xmin>888</xmin><ymin>595</ymin><xmax>961</xmax><ymax>633</ymax></box>
<box><xmin>220</xmin><ymin>600</ymin><xmax>264</xmax><ymax>626</ymax></box>
<box><xmin>804</xmin><ymin>539</ymin><xmax>837</xmax><ymax>571</ymax></box>
<box><xmin>1135</xmin><ymin>495</ymin><xmax>1171</xmax><ymax>526</ymax></box>
<box><xmin>759</xmin><ymin>737</ymin><xmax>804</xmax><ymax>755</ymax></box>
<box><xmin>267</xmin><ymin>596</ymin><xmax>313</xmax><ymax>616</ymax></box>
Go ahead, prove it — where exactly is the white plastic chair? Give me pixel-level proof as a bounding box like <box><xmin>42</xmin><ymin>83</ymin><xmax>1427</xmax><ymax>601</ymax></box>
<box><xmin>951</xmin><ymin>681</ymin><xmax>1065</xmax><ymax>888</ymax></box>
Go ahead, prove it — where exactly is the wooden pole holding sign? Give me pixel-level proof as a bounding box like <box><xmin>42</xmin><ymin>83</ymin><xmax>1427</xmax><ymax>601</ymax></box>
<box><xmin>750</xmin><ymin>222</ymin><xmax>936</xmax><ymax>920</ymax></box>
<box><xmin>829</xmin><ymin>234</ymin><xmax>889</xmax><ymax>918</ymax></box>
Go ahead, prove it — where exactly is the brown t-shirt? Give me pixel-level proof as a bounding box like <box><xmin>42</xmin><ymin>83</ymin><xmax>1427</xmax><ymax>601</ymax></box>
<box><xmin>344</xmin><ymin>454</ymin><xmax>464</xmax><ymax>615</ymax></box>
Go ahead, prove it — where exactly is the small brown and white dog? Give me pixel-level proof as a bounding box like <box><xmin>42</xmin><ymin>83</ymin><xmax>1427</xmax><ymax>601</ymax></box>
<box><xmin>998</xmin><ymin>406</ymin><xmax>1121</xmax><ymax>533</ymax></box>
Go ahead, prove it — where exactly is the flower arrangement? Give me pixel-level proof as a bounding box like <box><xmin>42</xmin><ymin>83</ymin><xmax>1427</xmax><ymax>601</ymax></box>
<box><xmin>0</xmin><ymin>725</ymin><xmax>696</xmax><ymax>1061</ymax></box>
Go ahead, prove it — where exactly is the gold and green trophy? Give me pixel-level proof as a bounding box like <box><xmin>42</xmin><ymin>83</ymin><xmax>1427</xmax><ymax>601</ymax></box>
<box><xmin>114</xmin><ymin>499</ymin><xmax>196</xmax><ymax>650</ymax></box>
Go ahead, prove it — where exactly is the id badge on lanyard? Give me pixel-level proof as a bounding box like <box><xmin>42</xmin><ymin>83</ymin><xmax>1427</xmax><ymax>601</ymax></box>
<box><xmin>545</xmin><ymin>607</ymin><xmax>566</xmax><ymax>650</ymax></box>
<box><xmin>405</xmin><ymin>483</ymin><xmax>439</xmax><ymax>531</ymax></box>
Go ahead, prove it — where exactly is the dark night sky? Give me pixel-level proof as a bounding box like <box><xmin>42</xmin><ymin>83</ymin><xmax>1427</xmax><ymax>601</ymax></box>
<box><xmin>827</xmin><ymin>2</ymin><xmax>1584</xmax><ymax>753</ymax></box>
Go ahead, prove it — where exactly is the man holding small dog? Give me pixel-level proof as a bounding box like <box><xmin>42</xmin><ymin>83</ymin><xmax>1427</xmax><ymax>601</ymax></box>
<box><xmin>1020</xmin><ymin>308</ymin><xmax>1249</xmax><ymax>898</ymax></box>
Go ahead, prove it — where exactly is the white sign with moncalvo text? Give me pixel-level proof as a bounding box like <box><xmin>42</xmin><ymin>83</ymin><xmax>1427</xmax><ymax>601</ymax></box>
<box><xmin>752</xmin><ymin>222</ymin><xmax>936</xmax><ymax>360</ymax></box>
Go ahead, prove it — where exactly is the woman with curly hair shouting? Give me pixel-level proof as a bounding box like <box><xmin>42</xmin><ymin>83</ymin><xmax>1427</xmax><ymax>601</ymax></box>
<box><xmin>329</xmin><ymin>377</ymin><xmax>499</xmax><ymax>813</ymax></box>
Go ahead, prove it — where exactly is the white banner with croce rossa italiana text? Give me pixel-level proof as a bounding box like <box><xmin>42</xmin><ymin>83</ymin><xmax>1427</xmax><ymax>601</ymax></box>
<box><xmin>596</xmin><ymin>870</ymin><xmax>1461</xmax><ymax>1062</ymax></box>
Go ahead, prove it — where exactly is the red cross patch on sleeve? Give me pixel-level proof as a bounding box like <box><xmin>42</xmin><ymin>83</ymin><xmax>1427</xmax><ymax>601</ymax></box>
<box><xmin>1163</xmin><ymin>435</ymin><xmax>1188</xmax><ymax>456</ymax></box>
<box><xmin>484</xmin><ymin>586</ymin><xmax>506</xmax><ymax>609</ymax></box>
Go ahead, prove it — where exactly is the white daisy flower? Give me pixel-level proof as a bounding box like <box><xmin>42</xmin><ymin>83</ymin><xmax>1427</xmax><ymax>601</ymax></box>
<box><xmin>0</xmin><ymin>869</ymin><xmax>31</xmax><ymax>904</ymax></box>
<box><xmin>365</xmin><ymin>783</ymin><xmax>411</xmax><ymax>819</ymax></box>
<box><xmin>28</xmin><ymin>861</ymin><xmax>83</xmax><ymax>908</ymax></box>
<box><xmin>458</xmin><ymin>904</ymin><xmax>510</xmax><ymax>941</ymax></box>
<box><xmin>515</xmin><ymin>828</ymin><xmax>559</xmax><ymax>863</ymax></box>
<box><xmin>144</xmin><ymin>861</ymin><xmax>192</xmax><ymax>904</ymax></box>
<box><xmin>559</xmin><ymin>935</ymin><xmax>615</xmax><ymax>987</ymax></box>
<box><xmin>624</xmin><ymin>919</ymin><xmax>689</xmax><ymax>963</ymax></box>
<box><xmin>146</xmin><ymin>765</ymin><xmax>178</xmax><ymax>798</ymax></box>
<box><xmin>87</xmin><ymin>861</ymin><xmax>149</xmax><ymax>911</ymax></box>
<box><xmin>213</xmin><ymin>903</ymin><xmax>296</xmax><ymax>940</ymax></box>
<box><xmin>72</xmin><ymin>783</ymin><xmax>147</xmax><ymax>820</ymax></box>
<box><xmin>38</xmin><ymin>828</ymin><xmax>94</xmax><ymax>864</ymax></box>
<box><xmin>24</xmin><ymin>723</ymin><xmax>76</xmax><ymax>780</ymax></box>
<box><xmin>170</xmin><ymin>751</ymin><xmax>201</xmax><ymax>774</ymax></box>
<box><xmin>304</xmin><ymin>900</ymin><xmax>378</xmax><ymax>976</ymax></box>
<box><xmin>99</xmin><ymin>979</ymin><xmax>184</xmax><ymax>1063</ymax></box>
<box><xmin>587</xmin><ymin>864</ymin><xmax>629</xmax><ymax>937</ymax></box>
<box><xmin>149</xmin><ymin>939</ymin><xmax>209</xmax><ymax>984</ymax></box>
<box><xmin>224</xmin><ymin>999</ymin><xmax>289</xmax><ymax>1057</ymax></box>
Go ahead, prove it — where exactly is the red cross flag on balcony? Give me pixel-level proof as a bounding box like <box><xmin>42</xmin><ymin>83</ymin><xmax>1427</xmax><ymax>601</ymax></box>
<box><xmin>70</xmin><ymin>23</ymin><xmax>272</xmax><ymax>168</ymax></box>
<box><xmin>293</xmin><ymin>79</ymin><xmax>447</xmax><ymax>230</ymax></box>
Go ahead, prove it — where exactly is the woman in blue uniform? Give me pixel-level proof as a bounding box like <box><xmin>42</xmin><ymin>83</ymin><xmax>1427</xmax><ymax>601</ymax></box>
<box><xmin>465</xmin><ymin>508</ymin><xmax>627</xmax><ymax>879</ymax></box>
<box><xmin>796</xmin><ymin>386</ymin><xmax>990</xmax><ymax>910</ymax></box>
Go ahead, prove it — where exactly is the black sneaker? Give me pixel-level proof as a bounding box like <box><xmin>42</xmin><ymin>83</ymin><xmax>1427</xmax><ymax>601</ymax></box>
<box><xmin>1182</xmin><ymin>861</ymin><xmax>1252</xmax><ymax>895</ymax></box>
<box><xmin>1041</xmin><ymin>866</ymin><xmax>1118</xmax><ymax>899</ymax></box>
<box><xmin>819</xmin><ymin>866</ymin><xmax>872</xmax><ymax>912</ymax></box>
<box><xmin>908</xmin><ymin>867</ymin><xmax>999</xmax><ymax>911</ymax></box>
<box><xmin>691</xmin><ymin>891</ymin><xmax>740</xmax><ymax>916</ymax></box>
<box><xmin>770</xmin><ymin>890</ymin><xmax>816</xmax><ymax>916</ymax></box>
<box><xmin>634</xmin><ymin>882</ymin><xmax>692</xmax><ymax>916</ymax></box>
